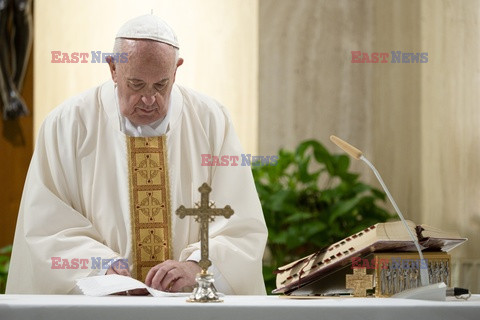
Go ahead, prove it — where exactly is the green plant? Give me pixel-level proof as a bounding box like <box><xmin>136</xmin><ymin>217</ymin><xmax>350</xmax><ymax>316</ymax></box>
<box><xmin>0</xmin><ymin>244</ymin><xmax>12</xmax><ymax>294</ymax></box>
<box><xmin>252</xmin><ymin>139</ymin><xmax>393</xmax><ymax>294</ymax></box>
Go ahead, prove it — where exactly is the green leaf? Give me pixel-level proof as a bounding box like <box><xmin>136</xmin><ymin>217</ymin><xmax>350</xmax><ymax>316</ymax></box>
<box><xmin>328</xmin><ymin>197</ymin><xmax>363</xmax><ymax>224</ymax></box>
<box><xmin>371</xmin><ymin>187</ymin><xmax>387</xmax><ymax>201</ymax></box>
<box><xmin>269</xmin><ymin>230</ymin><xmax>288</xmax><ymax>245</ymax></box>
<box><xmin>297</xmin><ymin>155</ymin><xmax>314</xmax><ymax>183</ymax></box>
<box><xmin>269</xmin><ymin>190</ymin><xmax>296</xmax><ymax>212</ymax></box>
<box><xmin>332</xmin><ymin>154</ymin><xmax>350</xmax><ymax>176</ymax></box>
<box><xmin>0</xmin><ymin>245</ymin><xmax>12</xmax><ymax>254</ymax></box>
<box><xmin>303</xmin><ymin>221</ymin><xmax>327</xmax><ymax>236</ymax></box>
<box><xmin>284</xmin><ymin>211</ymin><xmax>314</xmax><ymax>224</ymax></box>
<box><xmin>349</xmin><ymin>182</ymin><xmax>371</xmax><ymax>195</ymax></box>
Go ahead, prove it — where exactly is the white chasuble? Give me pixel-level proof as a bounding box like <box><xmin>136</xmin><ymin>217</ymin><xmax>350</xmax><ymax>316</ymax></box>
<box><xmin>6</xmin><ymin>81</ymin><xmax>267</xmax><ymax>295</ymax></box>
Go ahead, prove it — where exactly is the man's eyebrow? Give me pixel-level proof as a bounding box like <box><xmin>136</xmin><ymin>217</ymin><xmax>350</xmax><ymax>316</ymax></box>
<box><xmin>127</xmin><ymin>78</ymin><xmax>169</xmax><ymax>83</ymax></box>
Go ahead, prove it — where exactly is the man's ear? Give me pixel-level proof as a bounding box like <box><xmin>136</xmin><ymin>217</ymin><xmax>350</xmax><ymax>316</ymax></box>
<box><xmin>107</xmin><ymin>56</ymin><xmax>117</xmax><ymax>82</ymax></box>
<box><xmin>176</xmin><ymin>57</ymin><xmax>184</xmax><ymax>68</ymax></box>
<box><xmin>173</xmin><ymin>57</ymin><xmax>184</xmax><ymax>79</ymax></box>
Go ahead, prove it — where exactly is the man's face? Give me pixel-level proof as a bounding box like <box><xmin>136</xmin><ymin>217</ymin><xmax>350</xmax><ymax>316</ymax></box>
<box><xmin>109</xmin><ymin>39</ymin><xmax>183</xmax><ymax>126</ymax></box>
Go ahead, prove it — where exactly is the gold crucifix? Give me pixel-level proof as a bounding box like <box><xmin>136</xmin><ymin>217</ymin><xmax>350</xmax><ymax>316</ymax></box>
<box><xmin>176</xmin><ymin>183</ymin><xmax>234</xmax><ymax>273</ymax></box>
<box><xmin>346</xmin><ymin>268</ymin><xmax>373</xmax><ymax>297</ymax></box>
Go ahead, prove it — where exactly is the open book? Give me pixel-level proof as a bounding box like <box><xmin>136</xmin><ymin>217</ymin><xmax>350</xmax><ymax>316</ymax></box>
<box><xmin>76</xmin><ymin>274</ymin><xmax>190</xmax><ymax>297</ymax></box>
<box><xmin>274</xmin><ymin>220</ymin><xmax>467</xmax><ymax>294</ymax></box>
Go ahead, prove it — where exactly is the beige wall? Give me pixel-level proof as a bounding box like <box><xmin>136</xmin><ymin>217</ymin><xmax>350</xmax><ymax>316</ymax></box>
<box><xmin>34</xmin><ymin>0</ymin><xmax>258</xmax><ymax>153</ymax></box>
<box><xmin>259</xmin><ymin>0</ymin><xmax>422</xmax><ymax>222</ymax></box>
<box><xmin>421</xmin><ymin>0</ymin><xmax>480</xmax><ymax>288</ymax></box>
<box><xmin>259</xmin><ymin>0</ymin><xmax>480</xmax><ymax>291</ymax></box>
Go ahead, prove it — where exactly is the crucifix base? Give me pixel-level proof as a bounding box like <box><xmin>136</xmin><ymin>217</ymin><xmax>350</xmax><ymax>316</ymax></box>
<box><xmin>187</xmin><ymin>271</ymin><xmax>223</xmax><ymax>303</ymax></box>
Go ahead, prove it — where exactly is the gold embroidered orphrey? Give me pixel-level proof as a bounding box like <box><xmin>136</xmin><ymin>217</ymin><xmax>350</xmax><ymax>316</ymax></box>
<box><xmin>127</xmin><ymin>136</ymin><xmax>172</xmax><ymax>282</ymax></box>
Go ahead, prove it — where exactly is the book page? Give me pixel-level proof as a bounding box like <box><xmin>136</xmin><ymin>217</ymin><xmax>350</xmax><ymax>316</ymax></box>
<box><xmin>76</xmin><ymin>274</ymin><xmax>190</xmax><ymax>297</ymax></box>
<box><xmin>378</xmin><ymin>220</ymin><xmax>417</xmax><ymax>241</ymax></box>
<box><xmin>419</xmin><ymin>224</ymin><xmax>463</xmax><ymax>239</ymax></box>
<box><xmin>418</xmin><ymin>224</ymin><xmax>467</xmax><ymax>252</ymax></box>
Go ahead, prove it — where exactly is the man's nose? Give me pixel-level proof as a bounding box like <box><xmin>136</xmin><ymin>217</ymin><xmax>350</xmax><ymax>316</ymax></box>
<box><xmin>141</xmin><ymin>93</ymin><xmax>157</xmax><ymax>106</ymax></box>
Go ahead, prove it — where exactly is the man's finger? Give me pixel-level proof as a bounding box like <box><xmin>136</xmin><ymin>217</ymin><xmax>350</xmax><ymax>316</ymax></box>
<box><xmin>145</xmin><ymin>264</ymin><xmax>161</xmax><ymax>287</ymax></box>
<box><xmin>150</xmin><ymin>267</ymin><xmax>175</xmax><ymax>291</ymax></box>
<box><xmin>127</xmin><ymin>288</ymin><xmax>149</xmax><ymax>295</ymax></box>
<box><xmin>170</xmin><ymin>277</ymin><xmax>191</xmax><ymax>292</ymax></box>
<box><xmin>106</xmin><ymin>265</ymin><xmax>130</xmax><ymax>277</ymax></box>
<box><xmin>150</xmin><ymin>264</ymin><xmax>177</xmax><ymax>290</ymax></box>
<box><xmin>160</xmin><ymin>268</ymin><xmax>182</xmax><ymax>291</ymax></box>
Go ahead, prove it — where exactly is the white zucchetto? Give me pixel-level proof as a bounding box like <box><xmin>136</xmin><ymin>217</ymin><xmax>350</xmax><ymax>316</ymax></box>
<box><xmin>116</xmin><ymin>14</ymin><xmax>179</xmax><ymax>49</ymax></box>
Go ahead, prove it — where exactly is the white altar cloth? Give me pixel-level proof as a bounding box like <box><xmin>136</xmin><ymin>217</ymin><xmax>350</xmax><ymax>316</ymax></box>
<box><xmin>1</xmin><ymin>294</ymin><xmax>479</xmax><ymax>320</ymax></box>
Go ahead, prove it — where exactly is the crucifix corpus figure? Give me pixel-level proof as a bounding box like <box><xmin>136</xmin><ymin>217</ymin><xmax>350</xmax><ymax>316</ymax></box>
<box><xmin>176</xmin><ymin>182</ymin><xmax>234</xmax><ymax>302</ymax></box>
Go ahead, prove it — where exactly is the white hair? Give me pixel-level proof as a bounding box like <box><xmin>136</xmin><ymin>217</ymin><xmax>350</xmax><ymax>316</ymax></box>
<box><xmin>112</xmin><ymin>38</ymin><xmax>180</xmax><ymax>63</ymax></box>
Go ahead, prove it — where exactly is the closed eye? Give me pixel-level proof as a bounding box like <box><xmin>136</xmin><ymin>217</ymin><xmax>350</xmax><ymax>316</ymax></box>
<box><xmin>127</xmin><ymin>80</ymin><xmax>145</xmax><ymax>90</ymax></box>
<box><xmin>154</xmin><ymin>81</ymin><xmax>169</xmax><ymax>91</ymax></box>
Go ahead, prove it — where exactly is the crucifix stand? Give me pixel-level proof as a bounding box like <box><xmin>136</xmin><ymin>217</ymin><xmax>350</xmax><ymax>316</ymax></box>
<box><xmin>176</xmin><ymin>182</ymin><xmax>234</xmax><ymax>302</ymax></box>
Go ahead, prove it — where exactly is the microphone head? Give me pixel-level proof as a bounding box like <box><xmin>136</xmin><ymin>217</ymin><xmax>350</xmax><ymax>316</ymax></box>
<box><xmin>329</xmin><ymin>135</ymin><xmax>363</xmax><ymax>160</ymax></box>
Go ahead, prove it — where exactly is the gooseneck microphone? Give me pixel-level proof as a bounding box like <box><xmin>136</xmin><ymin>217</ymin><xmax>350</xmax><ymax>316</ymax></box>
<box><xmin>330</xmin><ymin>135</ymin><xmax>428</xmax><ymax>287</ymax></box>
<box><xmin>330</xmin><ymin>135</ymin><xmax>447</xmax><ymax>300</ymax></box>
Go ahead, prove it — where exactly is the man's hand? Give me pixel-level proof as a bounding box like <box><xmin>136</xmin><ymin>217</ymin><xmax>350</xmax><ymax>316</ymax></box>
<box><xmin>106</xmin><ymin>260</ymin><xmax>148</xmax><ymax>295</ymax></box>
<box><xmin>145</xmin><ymin>260</ymin><xmax>201</xmax><ymax>292</ymax></box>
<box><xmin>106</xmin><ymin>259</ymin><xmax>130</xmax><ymax>277</ymax></box>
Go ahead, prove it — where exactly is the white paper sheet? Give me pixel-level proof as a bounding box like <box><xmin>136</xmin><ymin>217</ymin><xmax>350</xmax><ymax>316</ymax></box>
<box><xmin>75</xmin><ymin>274</ymin><xmax>190</xmax><ymax>297</ymax></box>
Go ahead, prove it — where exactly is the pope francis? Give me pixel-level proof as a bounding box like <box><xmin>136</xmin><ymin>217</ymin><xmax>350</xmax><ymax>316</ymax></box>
<box><xmin>6</xmin><ymin>14</ymin><xmax>267</xmax><ymax>295</ymax></box>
